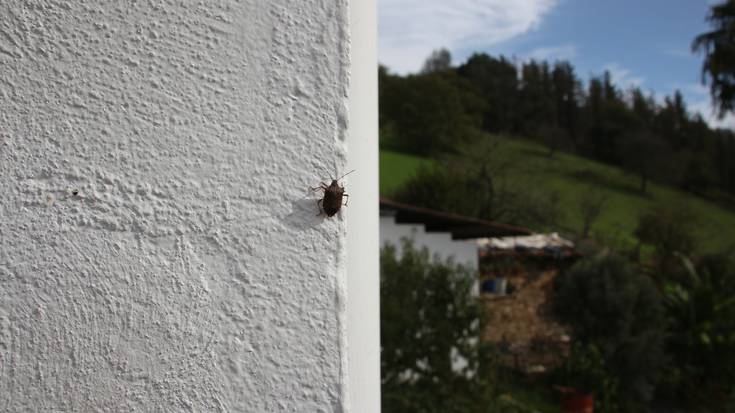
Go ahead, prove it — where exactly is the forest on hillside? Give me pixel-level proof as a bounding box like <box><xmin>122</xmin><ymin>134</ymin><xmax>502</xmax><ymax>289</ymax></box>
<box><xmin>379</xmin><ymin>50</ymin><xmax>735</xmax><ymax>203</ymax></box>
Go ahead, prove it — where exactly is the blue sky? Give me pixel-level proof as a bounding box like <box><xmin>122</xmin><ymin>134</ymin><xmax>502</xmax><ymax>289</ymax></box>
<box><xmin>378</xmin><ymin>0</ymin><xmax>734</xmax><ymax>128</ymax></box>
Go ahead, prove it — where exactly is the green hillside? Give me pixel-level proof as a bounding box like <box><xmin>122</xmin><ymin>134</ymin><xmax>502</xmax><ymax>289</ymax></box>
<box><xmin>380</xmin><ymin>138</ymin><xmax>735</xmax><ymax>254</ymax></box>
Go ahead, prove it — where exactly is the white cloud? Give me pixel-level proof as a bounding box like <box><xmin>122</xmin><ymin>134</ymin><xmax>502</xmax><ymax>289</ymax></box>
<box><xmin>680</xmin><ymin>82</ymin><xmax>708</xmax><ymax>96</ymax></box>
<box><xmin>525</xmin><ymin>44</ymin><xmax>577</xmax><ymax>62</ymax></box>
<box><xmin>379</xmin><ymin>0</ymin><xmax>558</xmax><ymax>74</ymax></box>
<box><xmin>690</xmin><ymin>97</ymin><xmax>735</xmax><ymax>130</ymax></box>
<box><xmin>602</xmin><ymin>62</ymin><xmax>645</xmax><ymax>89</ymax></box>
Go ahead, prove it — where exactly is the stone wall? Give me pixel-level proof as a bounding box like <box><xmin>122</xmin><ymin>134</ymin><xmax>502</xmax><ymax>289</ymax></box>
<box><xmin>482</xmin><ymin>269</ymin><xmax>570</xmax><ymax>373</ymax></box>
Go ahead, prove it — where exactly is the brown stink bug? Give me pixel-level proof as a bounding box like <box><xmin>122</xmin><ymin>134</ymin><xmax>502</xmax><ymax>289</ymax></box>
<box><xmin>310</xmin><ymin>170</ymin><xmax>355</xmax><ymax>217</ymax></box>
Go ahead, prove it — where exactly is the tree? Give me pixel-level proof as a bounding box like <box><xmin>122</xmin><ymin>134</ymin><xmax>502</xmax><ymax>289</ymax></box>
<box><xmin>655</xmin><ymin>91</ymin><xmax>689</xmax><ymax>150</ymax></box>
<box><xmin>535</xmin><ymin>123</ymin><xmax>570</xmax><ymax>157</ymax></box>
<box><xmin>421</xmin><ymin>48</ymin><xmax>452</xmax><ymax>74</ymax></box>
<box><xmin>634</xmin><ymin>205</ymin><xmax>697</xmax><ymax>275</ymax></box>
<box><xmin>693</xmin><ymin>0</ymin><xmax>735</xmax><ymax>116</ymax></box>
<box><xmin>578</xmin><ymin>190</ymin><xmax>607</xmax><ymax>238</ymax></box>
<box><xmin>457</xmin><ymin>54</ymin><xmax>520</xmax><ymax>133</ymax></box>
<box><xmin>630</xmin><ymin>88</ymin><xmax>657</xmax><ymax>126</ymax></box>
<box><xmin>378</xmin><ymin>64</ymin><xmax>401</xmax><ymax>149</ymax></box>
<box><xmin>552</xmin><ymin>61</ymin><xmax>582</xmax><ymax>148</ymax></box>
<box><xmin>680</xmin><ymin>151</ymin><xmax>717</xmax><ymax>194</ymax></box>
<box><xmin>519</xmin><ymin>60</ymin><xmax>556</xmax><ymax>137</ymax></box>
<box><xmin>381</xmin><ymin>240</ymin><xmax>494</xmax><ymax>413</ymax></box>
<box><xmin>381</xmin><ymin>71</ymin><xmax>483</xmax><ymax>155</ymax></box>
<box><xmin>554</xmin><ymin>254</ymin><xmax>667</xmax><ymax>410</ymax></box>
<box><xmin>619</xmin><ymin>130</ymin><xmax>670</xmax><ymax>194</ymax></box>
<box><xmin>714</xmin><ymin>131</ymin><xmax>735</xmax><ymax>194</ymax></box>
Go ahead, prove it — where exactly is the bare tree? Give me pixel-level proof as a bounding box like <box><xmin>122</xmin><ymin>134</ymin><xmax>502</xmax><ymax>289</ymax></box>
<box><xmin>579</xmin><ymin>190</ymin><xmax>607</xmax><ymax>238</ymax></box>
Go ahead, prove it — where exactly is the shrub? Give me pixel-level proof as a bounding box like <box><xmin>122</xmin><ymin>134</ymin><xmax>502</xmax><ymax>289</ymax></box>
<box><xmin>634</xmin><ymin>205</ymin><xmax>697</xmax><ymax>276</ymax></box>
<box><xmin>381</xmin><ymin>239</ymin><xmax>493</xmax><ymax>413</ymax></box>
<box><xmin>554</xmin><ymin>254</ymin><xmax>666</xmax><ymax>410</ymax></box>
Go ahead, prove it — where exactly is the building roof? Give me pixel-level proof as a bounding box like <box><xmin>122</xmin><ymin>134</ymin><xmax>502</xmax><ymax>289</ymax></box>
<box><xmin>478</xmin><ymin>233</ymin><xmax>574</xmax><ymax>250</ymax></box>
<box><xmin>477</xmin><ymin>233</ymin><xmax>581</xmax><ymax>261</ymax></box>
<box><xmin>380</xmin><ymin>198</ymin><xmax>533</xmax><ymax>240</ymax></box>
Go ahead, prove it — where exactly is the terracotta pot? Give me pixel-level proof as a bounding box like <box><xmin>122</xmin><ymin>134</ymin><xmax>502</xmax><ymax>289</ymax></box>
<box><xmin>560</xmin><ymin>391</ymin><xmax>594</xmax><ymax>413</ymax></box>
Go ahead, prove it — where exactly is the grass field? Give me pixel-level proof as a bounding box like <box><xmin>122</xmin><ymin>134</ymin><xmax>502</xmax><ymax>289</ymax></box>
<box><xmin>380</xmin><ymin>137</ymin><xmax>735</xmax><ymax>253</ymax></box>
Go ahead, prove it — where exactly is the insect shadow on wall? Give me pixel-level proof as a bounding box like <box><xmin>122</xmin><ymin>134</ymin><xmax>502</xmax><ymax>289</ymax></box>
<box><xmin>310</xmin><ymin>170</ymin><xmax>354</xmax><ymax>217</ymax></box>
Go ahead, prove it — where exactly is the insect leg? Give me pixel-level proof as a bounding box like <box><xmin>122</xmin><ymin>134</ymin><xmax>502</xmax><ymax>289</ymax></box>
<box><xmin>343</xmin><ymin>194</ymin><xmax>349</xmax><ymax>206</ymax></box>
<box><xmin>310</xmin><ymin>183</ymin><xmax>329</xmax><ymax>192</ymax></box>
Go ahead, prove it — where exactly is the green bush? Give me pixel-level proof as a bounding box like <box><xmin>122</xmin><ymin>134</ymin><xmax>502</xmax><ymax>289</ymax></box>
<box><xmin>381</xmin><ymin>239</ymin><xmax>494</xmax><ymax>413</ymax></box>
<box><xmin>634</xmin><ymin>205</ymin><xmax>697</xmax><ymax>276</ymax></box>
<box><xmin>554</xmin><ymin>254</ymin><xmax>666</xmax><ymax>410</ymax></box>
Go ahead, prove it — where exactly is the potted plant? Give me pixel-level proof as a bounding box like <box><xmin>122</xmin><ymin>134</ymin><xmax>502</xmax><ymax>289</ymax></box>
<box><xmin>553</xmin><ymin>343</ymin><xmax>617</xmax><ymax>413</ymax></box>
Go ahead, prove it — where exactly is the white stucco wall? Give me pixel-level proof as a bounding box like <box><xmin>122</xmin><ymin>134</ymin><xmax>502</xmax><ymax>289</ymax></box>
<box><xmin>379</xmin><ymin>216</ymin><xmax>479</xmax><ymax>271</ymax></box>
<box><xmin>0</xmin><ymin>1</ymin><xmax>360</xmax><ymax>411</ymax></box>
<box><xmin>345</xmin><ymin>0</ymin><xmax>381</xmax><ymax>411</ymax></box>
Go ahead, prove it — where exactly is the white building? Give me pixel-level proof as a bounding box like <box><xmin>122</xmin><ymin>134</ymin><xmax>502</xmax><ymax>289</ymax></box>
<box><xmin>380</xmin><ymin>198</ymin><xmax>531</xmax><ymax>272</ymax></box>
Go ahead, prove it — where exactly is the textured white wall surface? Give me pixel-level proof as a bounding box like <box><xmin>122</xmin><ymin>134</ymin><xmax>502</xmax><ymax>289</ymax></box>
<box><xmin>0</xmin><ymin>1</ymin><xmax>352</xmax><ymax>411</ymax></box>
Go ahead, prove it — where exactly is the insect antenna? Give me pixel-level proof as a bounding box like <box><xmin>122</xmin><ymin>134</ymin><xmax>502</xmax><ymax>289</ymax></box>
<box><xmin>335</xmin><ymin>169</ymin><xmax>355</xmax><ymax>182</ymax></box>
